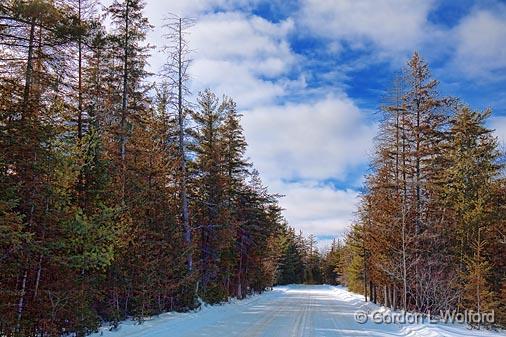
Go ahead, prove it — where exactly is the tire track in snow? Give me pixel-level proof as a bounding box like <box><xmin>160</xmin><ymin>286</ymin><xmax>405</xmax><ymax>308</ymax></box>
<box><xmin>290</xmin><ymin>290</ymin><xmax>312</xmax><ymax>337</ymax></box>
<box><xmin>240</xmin><ymin>296</ymin><xmax>292</xmax><ymax>337</ymax></box>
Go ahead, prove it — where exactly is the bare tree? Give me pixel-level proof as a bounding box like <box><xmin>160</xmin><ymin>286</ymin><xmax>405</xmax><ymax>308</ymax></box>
<box><xmin>161</xmin><ymin>14</ymin><xmax>195</xmax><ymax>272</ymax></box>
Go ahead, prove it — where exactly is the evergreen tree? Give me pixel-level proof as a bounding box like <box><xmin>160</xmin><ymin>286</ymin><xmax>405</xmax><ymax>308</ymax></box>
<box><xmin>321</xmin><ymin>239</ymin><xmax>342</xmax><ymax>285</ymax></box>
<box><xmin>276</xmin><ymin>227</ymin><xmax>304</xmax><ymax>285</ymax></box>
<box><xmin>340</xmin><ymin>54</ymin><xmax>504</xmax><ymax>322</ymax></box>
<box><xmin>436</xmin><ymin>106</ymin><xmax>502</xmax><ymax>317</ymax></box>
<box><xmin>190</xmin><ymin>89</ymin><xmax>226</xmax><ymax>301</ymax></box>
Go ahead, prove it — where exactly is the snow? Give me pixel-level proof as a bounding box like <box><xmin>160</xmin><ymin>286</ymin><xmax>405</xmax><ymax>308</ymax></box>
<box><xmin>89</xmin><ymin>285</ymin><xmax>505</xmax><ymax>337</ymax></box>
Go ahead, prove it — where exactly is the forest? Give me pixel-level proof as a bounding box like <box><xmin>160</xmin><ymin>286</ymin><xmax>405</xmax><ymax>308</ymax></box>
<box><xmin>0</xmin><ymin>0</ymin><xmax>325</xmax><ymax>335</ymax></box>
<box><xmin>335</xmin><ymin>53</ymin><xmax>506</xmax><ymax>328</ymax></box>
<box><xmin>0</xmin><ymin>0</ymin><xmax>505</xmax><ymax>336</ymax></box>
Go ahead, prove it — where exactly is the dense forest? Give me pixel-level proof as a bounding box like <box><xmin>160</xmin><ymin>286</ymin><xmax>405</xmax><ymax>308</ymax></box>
<box><xmin>0</xmin><ymin>0</ymin><xmax>325</xmax><ymax>336</ymax></box>
<box><xmin>335</xmin><ymin>53</ymin><xmax>506</xmax><ymax>328</ymax></box>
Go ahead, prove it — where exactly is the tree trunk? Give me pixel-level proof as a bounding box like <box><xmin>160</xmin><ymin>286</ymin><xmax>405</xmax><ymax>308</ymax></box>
<box><xmin>392</xmin><ymin>286</ymin><xmax>397</xmax><ymax>310</ymax></box>
<box><xmin>363</xmin><ymin>245</ymin><xmax>368</xmax><ymax>302</ymax></box>
<box><xmin>401</xmin><ymin>205</ymin><xmax>407</xmax><ymax>310</ymax></box>
<box><xmin>369</xmin><ymin>281</ymin><xmax>376</xmax><ymax>303</ymax></box>
<box><xmin>77</xmin><ymin>0</ymin><xmax>83</xmax><ymax>140</ymax></box>
<box><xmin>15</xmin><ymin>270</ymin><xmax>28</xmax><ymax>334</ymax></box>
<box><xmin>401</xmin><ymin>103</ymin><xmax>408</xmax><ymax>311</ymax></box>
<box><xmin>176</xmin><ymin>17</ymin><xmax>192</xmax><ymax>272</ymax></box>
<box><xmin>77</xmin><ymin>0</ymin><xmax>85</xmax><ymax>208</ymax></box>
<box><xmin>33</xmin><ymin>255</ymin><xmax>43</xmax><ymax>299</ymax></box>
<box><xmin>119</xmin><ymin>0</ymin><xmax>129</xmax><ymax>200</ymax></box>
<box><xmin>383</xmin><ymin>285</ymin><xmax>388</xmax><ymax>307</ymax></box>
<box><xmin>22</xmin><ymin>18</ymin><xmax>36</xmax><ymax>116</ymax></box>
<box><xmin>237</xmin><ymin>235</ymin><xmax>244</xmax><ymax>299</ymax></box>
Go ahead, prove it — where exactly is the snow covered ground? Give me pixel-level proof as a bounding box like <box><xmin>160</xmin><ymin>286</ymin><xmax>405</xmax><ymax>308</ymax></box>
<box><xmin>89</xmin><ymin>285</ymin><xmax>505</xmax><ymax>337</ymax></box>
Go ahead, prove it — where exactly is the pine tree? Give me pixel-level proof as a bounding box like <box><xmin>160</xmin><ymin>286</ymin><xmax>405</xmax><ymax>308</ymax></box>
<box><xmin>161</xmin><ymin>14</ymin><xmax>194</xmax><ymax>273</ymax></box>
<box><xmin>321</xmin><ymin>239</ymin><xmax>342</xmax><ymax>285</ymax></box>
<box><xmin>277</xmin><ymin>227</ymin><xmax>304</xmax><ymax>285</ymax></box>
<box><xmin>190</xmin><ymin>89</ymin><xmax>227</xmax><ymax>301</ymax></box>
<box><xmin>218</xmin><ymin>97</ymin><xmax>251</xmax><ymax>298</ymax></box>
<box><xmin>0</xmin><ymin>2</ymin><xmax>293</xmax><ymax>335</ymax></box>
<box><xmin>436</xmin><ymin>106</ymin><xmax>502</xmax><ymax>316</ymax></box>
<box><xmin>462</xmin><ymin>233</ymin><xmax>497</xmax><ymax>328</ymax></box>
<box><xmin>106</xmin><ymin>0</ymin><xmax>151</xmax><ymax>199</ymax></box>
<box><xmin>341</xmin><ymin>54</ymin><xmax>504</xmax><ymax>320</ymax></box>
<box><xmin>234</xmin><ymin>169</ymin><xmax>282</xmax><ymax>295</ymax></box>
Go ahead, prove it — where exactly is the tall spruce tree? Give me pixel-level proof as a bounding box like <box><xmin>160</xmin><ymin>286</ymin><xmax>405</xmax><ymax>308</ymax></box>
<box><xmin>339</xmin><ymin>54</ymin><xmax>505</xmax><ymax>323</ymax></box>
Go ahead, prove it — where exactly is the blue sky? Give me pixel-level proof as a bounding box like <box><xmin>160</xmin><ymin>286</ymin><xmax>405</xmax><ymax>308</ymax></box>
<box><xmin>128</xmin><ymin>0</ymin><xmax>506</xmax><ymax>249</ymax></box>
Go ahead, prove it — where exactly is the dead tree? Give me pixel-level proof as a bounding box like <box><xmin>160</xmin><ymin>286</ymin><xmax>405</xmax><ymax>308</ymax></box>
<box><xmin>161</xmin><ymin>14</ymin><xmax>195</xmax><ymax>272</ymax></box>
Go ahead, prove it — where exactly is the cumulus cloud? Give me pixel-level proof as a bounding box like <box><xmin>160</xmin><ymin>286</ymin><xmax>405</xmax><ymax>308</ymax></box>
<box><xmin>187</xmin><ymin>12</ymin><xmax>297</xmax><ymax>108</ymax></box>
<box><xmin>190</xmin><ymin>59</ymin><xmax>286</xmax><ymax>108</ymax></box>
<box><xmin>269</xmin><ymin>180</ymin><xmax>360</xmax><ymax>237</ymax></box>
<box><xmin>298</xmin><ymin>0</ymin><xmax>437</xmax><ymax>57</ymax></box>
<box><xmin>297</xmin><ymin>0</ymin><xmax>506</xmax><ymax>81</ymax></box>
<box><xmin>240</xmin><ymin>96</ymin><xmax>374</xmax><ymax>241</ymax></box>
<box><xmin>242</xmin><ymin>95</ymin><xmax>377</xmax><ymax>182</ymax></box>
<box><xmin>453</xmin><ymin>6</ymin><xmax>506</xmax><ymax>79</ymax></box>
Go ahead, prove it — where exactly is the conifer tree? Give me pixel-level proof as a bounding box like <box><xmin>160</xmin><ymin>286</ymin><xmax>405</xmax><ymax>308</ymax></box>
<box><xmin>106</xmin><ymin>0</ymin><xmax>151</xmax><ymax>199</ymax></box>
<box><xmin>462</xmin><ymin>233</ymin><xmax>497</xmax><ymax>328</ymax></box>
<box><xmin>321</xmin><ymin>239</ymin><xmax>343</xmax><ymax>285</ymax></box>
<box><xmin>161</xmin><ymin>14</ymin><xmax>194</xmax><ymax>272</ymax></box>
<box><xmin>190</xmin><ymin>89</ymin><xmax>227</xmax><ymax>301</ymax></box>
<box><xmin>436</xmin><ymin>106</ymin><xmax>502</xmax><ymax>314</ymax></box>
<box><xmin>0</xmin><ymin>2</ymin><xmax>292</xmax><ymax>335</ymax></box>
<box><xmin>340</xmin><ymin>54</ymin><xmax>504</xmax><ymax>320</ymax></box>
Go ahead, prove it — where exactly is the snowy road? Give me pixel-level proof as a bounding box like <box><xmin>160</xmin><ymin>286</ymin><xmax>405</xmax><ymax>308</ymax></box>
<box><xmin>90</xmin><ymin>285</ymin><xmax>504</xmax><ymax>337</ymax></box>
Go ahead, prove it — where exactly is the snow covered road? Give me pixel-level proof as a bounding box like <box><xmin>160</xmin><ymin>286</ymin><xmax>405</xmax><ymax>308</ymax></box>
<box><xmin>90</xmin><ymin>285</ymin><xmax>504</xmax><ymax>337</ymax></box>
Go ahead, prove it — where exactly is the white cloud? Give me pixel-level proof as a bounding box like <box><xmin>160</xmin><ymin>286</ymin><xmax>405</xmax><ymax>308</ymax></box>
<box><xmin>297</xmin><ymin>0</ymin><xmax>506</xmax><ymax>81</ymax></box>
<box><xmin>491</xmin><ymin>116</ymin><xmax>506</xmax><ymax>149</ymax></box>
<box><xmin>298</xmin><ymin>0</ymin><xmax>437</xmax><ymax>57</ymax></box>
<box><xmin>241</xmin><ymin>95</ymin><xmax>374</xmax><ymax>241</ymax></box>
<box><xmin>191</xmin><ymin>59</ymin><xmax>285</xmax><ymax>108</ymax></box>
<box><xmin>186</xmin><ymin>12</ymin><xmax>297</xmax><ymax>108</ymax></box>
<box><xmin>190</xmin><ymin>12</ymin><xmax>294</xmax><ymax>65</ymax></box>
<box><xmin>453</xmin><ymin>7</ymin><xmax>506</xmax><ymax>79</ymax></box>
<box><xmin>242</xmin><ymin>95</ymin><xmax>377</xmax><ymax>182</ymax></box>
<box><xmin>272</xmin><ymin>180</ymin><xmax>360</xmax><ymax>237</ymax></box>
<box><xmin>138</xmin><ymin>4</ymin><xmax>367</xmax><ymax>240</ymax></box>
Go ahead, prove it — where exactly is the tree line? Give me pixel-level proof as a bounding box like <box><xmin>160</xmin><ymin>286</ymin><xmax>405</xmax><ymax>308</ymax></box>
<box><xmin>0</xmin><ymin>1</ymin><xmax>319</xmax><ymax>335</ymax></box>
<box><xmin>334</xmin><ymin>53</ymin><xmax>505</xmax><ymax>328</ymax></box>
